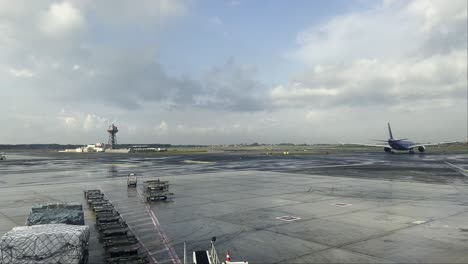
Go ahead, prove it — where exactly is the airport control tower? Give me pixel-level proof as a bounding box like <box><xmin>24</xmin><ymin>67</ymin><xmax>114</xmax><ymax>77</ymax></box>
<box><xmin>107</xmin><ymin>124</ymin><xmax>118</xmax><ymax>149</ymax></box>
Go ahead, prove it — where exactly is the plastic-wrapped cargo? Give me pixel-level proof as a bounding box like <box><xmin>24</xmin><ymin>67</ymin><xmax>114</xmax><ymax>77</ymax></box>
<box><xmin>31</xmin><ymin>202</ymin><xmax>83</xmax><ymax>212</ymax></box>
<box><xmin>0</xmin><ymin>224</ymin><xmax>89</xmax><ymax>264</ymax></box>
<box><xmin>26</xmin><ymin>202</ymin><xmax>85</xmax><ymax>226</ymax></box>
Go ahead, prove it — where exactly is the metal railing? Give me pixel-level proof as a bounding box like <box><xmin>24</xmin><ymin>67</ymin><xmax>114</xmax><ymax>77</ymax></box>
<box><xmin>210</xmin><ymin>240</ymin><xmax>222</xmax><ymax>264</ymax></box>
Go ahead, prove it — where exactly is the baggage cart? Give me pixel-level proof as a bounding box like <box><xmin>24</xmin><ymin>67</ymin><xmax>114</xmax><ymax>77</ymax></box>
<box><xmin>143</xmin><ymin>179</ymin><xmax>173</xmax><ymax>201</ymax></box>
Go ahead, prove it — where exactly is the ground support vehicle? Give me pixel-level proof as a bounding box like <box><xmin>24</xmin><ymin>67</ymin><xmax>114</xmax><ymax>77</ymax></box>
<box><xmin>143</xmin><ymin>179</ymin><xmax>173</xmax><ymax>202</ymax></box>
<box><xmin>127</xmin><ymin>173</ymin><xmax>137</xmax><ymax>187</ymax></box>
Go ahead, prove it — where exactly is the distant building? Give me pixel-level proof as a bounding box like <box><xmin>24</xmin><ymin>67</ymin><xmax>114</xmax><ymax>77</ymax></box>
<box><xmin>61</xmin><ymin>143</ymin><xmax>106</xmax><ymax>152</ymax></box>
<box><xmin>130</xmin><ymin>146</ymin><xmax>168</xmax><ymax>152</ymax></box>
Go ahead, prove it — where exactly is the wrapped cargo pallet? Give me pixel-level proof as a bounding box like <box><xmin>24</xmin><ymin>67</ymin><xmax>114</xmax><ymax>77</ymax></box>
<box><xmin>0</xmin><ymin>224</ymin><xmax>89</xmax><ymax>264</ymax></box>
<box><xmin>27</xmin><ymin>202</ymin><xmax>84</xmax><ymax>226</ymax></box>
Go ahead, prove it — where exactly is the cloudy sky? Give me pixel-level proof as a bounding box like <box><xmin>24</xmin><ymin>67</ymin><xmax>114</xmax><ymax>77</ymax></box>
<box><xmin>0</xmin><ymin>0</ymin><xmax>466</xmax><ymax>144</ymax></box>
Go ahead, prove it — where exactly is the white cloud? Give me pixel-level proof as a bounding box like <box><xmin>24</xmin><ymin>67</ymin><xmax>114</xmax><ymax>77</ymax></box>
<box><xmin>159</xmin><ymin>0</ymin><xmax>187</xmax><ymax>18</ymax></box>
<box><xmin>155</xmin><ymin>121</ymin><xmax>169</xmax><ymax>135</ymax></box>
<box><xmin>76</xmin><ymin>0</ymin><xmax>188</xmax><ymax>26</ymax></box>
<box><xmin>59</xmin><ymin>111</ymin><xmax>110</xmax><ymax>132</ymax></box>
<box><xmin>272</xmin><ymin>84</ymin><xmax>339</xmax><ymax>99</ymax></box>
<box><xmin>293</xmin><ymin>0</ymin><xmax>466</xmax><ymax>65</ymax></box>
<box><xmin>0</xmin><ymin>1</ymin><xmax>33</xmax><ymax>17</ymax></box>
<box><xmin>293</xmin><ymin>9</ymin><xmax>418</xmax><ymax>65</ymax></box>
<box><xmin>8</xmin><ymin>67</ymin><xmax>35</xmax><ymax>78</ymax></box>
<box><xmin>305</xmin><ymin>111</ymin><xmax>323</xmax><ymax>122</ymax></box>
<box><xmin>262</xmin><ymin>0</ymin><xmax>467</xmax><ymax>143</ymax></box>
<box><xmin>64</xmin><ymin>116</ymin><xmax>78</xmax><ymax>127</ymax></box>
<box><xmin>39</xmin><ymin>2</ymin><xmax>85</xmax><ymax>36</ymax></box>
<box><xmin>83</xmin><ymin>114</ymin><xmax>102</xmax><ymax>130</ymax></box>
<box><xmin>406</xmin><ymin>0</ymin><xmax>467</xmax><ymax>31</ymax></box>
<box><xmin>273</xmin><ymin>51</ymin><xmax>466</xmax><ymax>110</ymax></box>
<box><xmin>277</xmin><ymin>0</ymin><xmax>466</xmax><ymax>110</ymax></box>
<box><xmin>0</xmin><ymin>0</ymin><xmax>465</xmax><ymax>144</ymax></box>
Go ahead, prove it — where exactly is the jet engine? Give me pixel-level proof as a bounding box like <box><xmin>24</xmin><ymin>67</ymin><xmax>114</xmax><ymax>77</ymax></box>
<box><xmin>384</xmin><ymin>147</ymin><xmax>392</xmax><ymax>153</ymax></box>
<box><xmin>418</xmin><ymin>146</ymin><xmax>425</xmax><ymax>152</ymax></box>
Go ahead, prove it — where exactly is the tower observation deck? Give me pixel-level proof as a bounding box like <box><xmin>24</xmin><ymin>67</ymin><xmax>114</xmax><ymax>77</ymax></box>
<box><xmin>107</xmin><ymin>124</ymin><xmax>118</xmax><ymax>149</ymax></box>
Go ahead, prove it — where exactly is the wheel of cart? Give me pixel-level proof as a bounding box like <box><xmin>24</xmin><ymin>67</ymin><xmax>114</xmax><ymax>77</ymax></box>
<box><xmin>105</xmin><ymin>244</ymin><xmax>144</xmax><ymax>263</ymax></box>
<box><xmin>146</xmin><ymin>195</ymin><xmax>168</xmax><ymax>201</ymax></box>
<box><xmin>84</xmin><ymin>189</ymin><xmax>102</xmax><ymax>199</ymax></box>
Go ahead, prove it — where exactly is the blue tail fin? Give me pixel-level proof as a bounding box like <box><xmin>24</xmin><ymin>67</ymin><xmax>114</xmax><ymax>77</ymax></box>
<box><xmin>388</xmin><ymin>123</ymin><xmax>394</xmax><ymax>140</ymax></box>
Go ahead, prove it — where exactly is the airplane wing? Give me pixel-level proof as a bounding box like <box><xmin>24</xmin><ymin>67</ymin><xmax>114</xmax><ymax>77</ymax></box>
<box><xmin>408</xmin><ymin>141</ymin><xmax>458</xmax><ymax>148</ymax></box>
<box><xmin>342</xmin><ymin>143</ymin><xmax>390</xmax><ymax>148</ymax></box>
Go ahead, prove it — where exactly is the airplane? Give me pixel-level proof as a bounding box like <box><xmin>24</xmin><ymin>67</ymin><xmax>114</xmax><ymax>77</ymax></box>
<box><xmin>354</xmin><ymin>123</ymin><xmax>453</xmax><ymax>154</ymax></box>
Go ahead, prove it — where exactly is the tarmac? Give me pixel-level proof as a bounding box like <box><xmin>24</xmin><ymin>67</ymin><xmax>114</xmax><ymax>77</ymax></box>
<box><xmin>0</xmin><ymin>151</ymin><xmax>467</xmax><ymax>263</ymax></box>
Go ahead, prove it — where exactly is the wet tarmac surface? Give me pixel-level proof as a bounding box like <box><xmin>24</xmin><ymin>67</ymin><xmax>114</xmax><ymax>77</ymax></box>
<box><xmin>1</xmin><ymin>151</ymin><xmax>467</xmax><ymax>263</ymax></box>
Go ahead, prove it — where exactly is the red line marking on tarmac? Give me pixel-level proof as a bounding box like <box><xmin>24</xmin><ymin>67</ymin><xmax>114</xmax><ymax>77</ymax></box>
<box><xmin>137</xmin><ymin>188</ymin><xmax>181</xmax><ymax>264</ymax></box>
<box><xmin>123</xmin><ymin>217</ymin><xmax>159</xmax><ymax>264</ymax></box>
<box><xmin>98</xmin><ymin>185</ymin><xmax>158</xmax><ymax>264</ymax></box>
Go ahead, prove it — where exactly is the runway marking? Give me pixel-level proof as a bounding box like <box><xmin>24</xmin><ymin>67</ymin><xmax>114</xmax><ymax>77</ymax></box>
<box><xmin>158</xmin><ymin>258</ymin><xmax>180</xmax><ymax>264</ymax></box>
<box><xmin>120</xmin><ymin>210</ymin><xmax>150</xmax><ymax>217</ymax></box>
<box><xmin>127</xmin><ymin>217</ymin><xmax>153</xmax><ymax>224</ymax></box>
<box><xmin>183</xmin><ymin>160</ymin><xmax>216</xmax><ymax>164</ymax></box>
<box><xmin>97</xmin><ymin>185</ymin><xmax>158</xmax><ymax>264</ymax></box>
<box><xmin>135</xmin><ymin>226</ymin><xmax>162</xmax><ymax>234</ymax></box>
<box><xmin>331</xmin><ymin>203</ymin><xmax>352</xmax><ymax>207</ymax></box>
<box><xmin>149</xmin><ymin>248</ymin><xmax>169</xmax><ymax>255</ymax></box>
<box><xmin>276</xmin><ymin>215</ymin><xmax>301</xmax><ymax>221</ymax></box>
<box><xmin>110</xmin><ymin>199</ymin><xmax>143</xmax><ymax>205</ymax></box>
<box><xmin>137</xmin><ymin>187</ymin><xmax>181</xmax><ymax>264</ymax></box>
<box><xmin>132</xmin><ymin>221</ymin><xmax>157</xmax><ymax>228</ymax></box>
<box><xmin>445</xmin><ymin>162</ymin><xmax>468</xmax><ymax>177</ymax></box>
<box><xmin>411</xmin><ymin>220</ymin><xmax>427</xmax><ymax>225</ymax></box>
